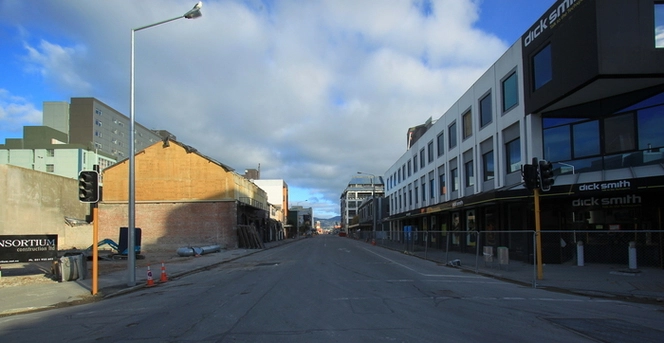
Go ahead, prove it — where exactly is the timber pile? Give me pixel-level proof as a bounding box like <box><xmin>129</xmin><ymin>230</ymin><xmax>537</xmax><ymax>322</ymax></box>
<box><xmin>237</xmin><ymin>225</ymin><xmax>265</xmax><ymax>249</ymax></box>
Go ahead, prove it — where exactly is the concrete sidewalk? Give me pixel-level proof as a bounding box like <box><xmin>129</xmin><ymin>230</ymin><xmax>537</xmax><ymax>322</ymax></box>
<box><xmin>378</xmin><ymin>240</ymin><xmax>664</xmax><ymax>303</ymax></box>
<box><xmin>0</xmin><ymin>239</ymin><xmax>297</xmax><ymax>316</ymax></box>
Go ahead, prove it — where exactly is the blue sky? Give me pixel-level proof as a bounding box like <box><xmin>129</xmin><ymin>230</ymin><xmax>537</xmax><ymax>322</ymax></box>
<box><xmin>0</xmin><ymin>0</ymin><xmax>555</xmax><ymax>218</ymax></box>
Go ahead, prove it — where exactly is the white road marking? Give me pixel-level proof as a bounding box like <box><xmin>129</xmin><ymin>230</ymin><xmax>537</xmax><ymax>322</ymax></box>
<box><xmin>363</xmin><ymin>247</ymin><xmax>484</xmax><ymax>279</ymax></box>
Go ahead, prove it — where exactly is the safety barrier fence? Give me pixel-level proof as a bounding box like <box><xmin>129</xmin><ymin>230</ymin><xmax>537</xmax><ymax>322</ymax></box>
<box><xmin>349</xmin><ymin>230</ymin><xmax>664</xmax><ymax>289</ymax></box>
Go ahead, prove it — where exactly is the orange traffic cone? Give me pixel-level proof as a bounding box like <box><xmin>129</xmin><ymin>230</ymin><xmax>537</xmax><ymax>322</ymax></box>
<box><xmin>160</xmin><ymin>261</ymin><xmax>168</xmax><ymax>283</ymax></box>
<box><xmin>146</xmin><ymin>265</ymin><xmax>155</xmax><ymax>287</ymax></box>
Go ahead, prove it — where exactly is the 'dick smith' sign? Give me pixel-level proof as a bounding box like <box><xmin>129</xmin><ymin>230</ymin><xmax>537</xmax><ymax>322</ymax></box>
<box><xmin>523</xmin><ymin>0</ymin><xmax>587</xmax><ymax>47</ymax></box>
<box><xmin>0</xmin><ymin>235</ymin><xmax>58</xmax><ymax>263</ymax></box>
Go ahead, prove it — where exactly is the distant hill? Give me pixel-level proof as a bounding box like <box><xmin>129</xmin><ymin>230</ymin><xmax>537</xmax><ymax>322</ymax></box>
<box><xmin>315</xmin><ymin>216</ymin><xmax>341</xmax><ymax>229</ymax></box>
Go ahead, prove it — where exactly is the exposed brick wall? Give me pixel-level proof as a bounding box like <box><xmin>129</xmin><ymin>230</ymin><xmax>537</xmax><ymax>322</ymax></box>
<box><xmin>99</xmin><ymin>201</ymin><xmax>238</xmax><ymax>253</ymax></box>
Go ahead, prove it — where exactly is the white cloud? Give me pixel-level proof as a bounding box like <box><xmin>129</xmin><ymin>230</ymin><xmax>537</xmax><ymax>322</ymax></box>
<box><xmin>1</xmin><ymin>0</ymin><xmax>514</xmax><ymax>217</ymax></box>
<box><xmin>22</xmin><ymin>40</ymin><xmax>93</xmax><ymax>94</ymax></box>
<box><xmin>0</xmin><ymin>89</ymin><xmax>42</xmax><ymax>131</ymax></box>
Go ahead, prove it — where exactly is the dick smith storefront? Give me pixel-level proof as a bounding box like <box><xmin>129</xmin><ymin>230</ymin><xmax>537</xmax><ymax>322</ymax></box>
<box><xmin>536</xmin><ymin>175</ymin><xmax>663</xmax><ymax>266</ymax></box>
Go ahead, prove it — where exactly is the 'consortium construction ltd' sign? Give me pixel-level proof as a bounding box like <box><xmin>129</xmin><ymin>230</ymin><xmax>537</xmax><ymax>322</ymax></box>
<box><xmin>0</xmin><ymin>235</ymin><xmax>58</xmax><ymax>263</ymax></box>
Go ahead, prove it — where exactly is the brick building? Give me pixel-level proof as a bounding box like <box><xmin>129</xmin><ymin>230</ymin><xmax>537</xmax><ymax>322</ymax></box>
<box><xmin>99</xmin><ymin>138</ymin><xmax>268</xmax><ymax>252</ymax></box>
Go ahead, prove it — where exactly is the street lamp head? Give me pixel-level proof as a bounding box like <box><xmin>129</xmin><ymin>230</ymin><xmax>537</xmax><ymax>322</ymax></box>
<box><xmin>184</xmin><ymin>1</ymin><xmax>203</xmax><ymax>19</ymax></box>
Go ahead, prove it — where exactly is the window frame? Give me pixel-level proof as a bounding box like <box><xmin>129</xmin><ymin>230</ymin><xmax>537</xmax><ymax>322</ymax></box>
<box><xmin>448</xmin><ymin>121</ymin><xmax>457</xmax><ymax>149</ymax></box>
<box><xmin>502</xmin><ymin>71</ymin><xmax>519</xmax><ymax>112</ymax></box>
<box><xmin>462</xmin><ymin>110</ymin><xmax>472</xmax><ymax>140</ymax></box>
<box><xmin>482</xmin><ymin>150</ymin><xmax>495</xmax><ymax>181</ymax></box>
<box><xmin>464</xmin><ymin>160</ymin><xmax>474</xmax><ymax>188</ymax></box>
<box><xmin>479</xmin><ymin>91</ymin><xmax>492</xmax><ymax>128</ymax></box>
<box><xmin>505</xmin><ymin>138</ymin><xmax>521</xmax><ymax>173</ymax></box>
<box><xmin>437</xmin><ymin>132</ymin><xmax>445</xmax><ymax>157</ymax></box>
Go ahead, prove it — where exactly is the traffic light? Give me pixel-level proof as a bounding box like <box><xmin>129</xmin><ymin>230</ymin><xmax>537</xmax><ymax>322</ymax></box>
<box><xmin>521</xmin><ymin>164</ymin><xmax>539</xmax><ymax>191</ymax></box>
<box><xmin>539</xmin><ymin>160</ymin><xmax>555</xmax><ymax>191</ymax></box>
<box><xmin>78</xmin><ymin>171</ymin><xmax>99</xmax><ymax>203</ymax></box>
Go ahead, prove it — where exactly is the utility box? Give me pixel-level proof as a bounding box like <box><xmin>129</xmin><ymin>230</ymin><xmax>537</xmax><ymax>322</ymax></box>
<box><xmin>53</xmin><ymin>254</ymin><xmax>87</xmax><ymax>281</ymax></box>
<box><xmin>497</xmin><ymin>247</ymin><xmax>509</xmax><ymax>267</ymax></box>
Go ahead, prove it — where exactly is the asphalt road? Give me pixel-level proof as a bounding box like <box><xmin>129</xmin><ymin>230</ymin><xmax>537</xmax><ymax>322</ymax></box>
<box><xmin>1</xmin><ymin>235</ymin><xmax>663</xmax><ymax>342</ymax></box>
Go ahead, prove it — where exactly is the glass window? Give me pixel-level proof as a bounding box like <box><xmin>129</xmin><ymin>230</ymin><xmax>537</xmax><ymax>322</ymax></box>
<box><xmin>413</xmin><ymin>156</ymin><xmax>418</xmax><ymax>173</ymax></box>
<box><xmin>462</xmin><ymin>110</ymin><xmax>472</xmax><ymax>139</ymax></box>
<box><xmin>421</xmin><ymin>179</ymin><xmax>426</xmax><ymax>202</ymax></box>
<box><xmin>506</xmin><ymin>138</ymin><xmax>521</xmax><ymax>173</ymax></box>
<box><xmin>428</xmin><ymin>140</ymin><xmax>434</xmax><ymax>163</ymax></box>
<box><xmin>604</xmin><ymin>113</ymin><xmax>635</xmax><ymax>154</ymax></box>
<box><xmin>543</xmin><ymin>125</ymin><xmax>572</xmax><ymax>161</ymax></box>
<box><xmin>437</xmin><ymin>132</ymin><xmax>445</xmax><ymax>157</ymax></box>
<box><xmin>543</xmin><ymin>117</ymin><xmax>585</xmax><ymax>128</ymax></box>
<box><xmin>438</xmin><ymin>166</ymin><xmax>446</xmax><ymax>195</ymax></box>
<box><xmin>414</xmin><ymin>184</ymin><xmax>419</xmax><ymax>204</ymax></box>
<box><xmin>464</xmin><ymin>160</ymin><xmax>474</xmax><ymax>187</ymax></box>
<box><xmin>533</xmin><ymin>44</ymin><xmax>552</xmax><ymax>90</ymax></box>
<box><xmin>573</xmin><ymin>120</ymin><xmax>600</xmax><ymax>158</ymax></box>
<box><xmin>479</xmin><ymin>92</ymin><xmax>492</xmax><ymax>127</ymax></box>
<box><xmin>656</xmin><ymin>3</ymin><xmax>664</xmax><ymax>48</ymax></box>
<box><xmin>451</xmin><ymin>168</ymin><xmax>459</xmax><ymax>191</ymax></box>
<box><xmin>407</xmin><ymin>160</ymin><xmax>412</xmax><ymax>177</ymax></box>
<box><xmin>638</xmin><ymin>104</ymin><xmax>664</xmax><ymax>150</ymax></box>
<box><xmin>502</xmin><ymin>72</ymin><xmax>518</xmax><ymax>112</ymax></box>
<box><xmin>482</xmin><ymin>151</ymin><xmax>494</xmax><ymax>181</ymax></box>
<box><xmin>448</xmin><ymin>122</ymin><xmax>457</xmax><ymax>149</ymax></box>
<box><xmin>420</xmin><ymin>149</ymin><xmax>425</xmax><ymax>169</ymax></box>
<box><xmin>429</xmin><ymin>172</ymin><xmax>435</xmax><ymax>198</ymax></box>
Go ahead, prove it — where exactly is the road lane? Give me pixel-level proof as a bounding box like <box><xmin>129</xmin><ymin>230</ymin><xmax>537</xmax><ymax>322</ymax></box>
<box><xmin>1</xmin><ymin>235</ymin><xmax>663</xmax><ymax>342</ymax></box>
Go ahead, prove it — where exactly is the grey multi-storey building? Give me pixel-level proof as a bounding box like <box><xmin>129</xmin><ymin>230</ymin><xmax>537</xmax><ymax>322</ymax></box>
<box><xmin>1</xmin><ymin>97</ymin><xmax>173</xmax><ymax>179</ymax></box>
<box><xmin>383</xmin><ymin>0</ymin><xmax>664</xmax><ymax>265</ymax></box>
<box><xmin>340</xmin><ymin>174</ymin><xmax>385</xmax><ymax>234</ymax></box>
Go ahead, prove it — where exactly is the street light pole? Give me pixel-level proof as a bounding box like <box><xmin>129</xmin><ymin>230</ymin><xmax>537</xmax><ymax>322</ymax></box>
<box><xmin>127</xmin><ymin>2</ymin><xmax>202</xmax><ymax>286</ymax></box>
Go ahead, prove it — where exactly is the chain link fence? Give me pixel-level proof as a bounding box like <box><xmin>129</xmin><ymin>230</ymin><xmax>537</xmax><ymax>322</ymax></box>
<box><xmin>349</xmin><ymin>229</ymin><xmax>663</xmax><ymax>288</ymax></box>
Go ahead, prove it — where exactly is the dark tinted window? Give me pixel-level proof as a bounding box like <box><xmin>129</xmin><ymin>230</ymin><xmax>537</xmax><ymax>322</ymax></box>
<box><xmin>533</xmin><ymin>44</ymin><xmax>552</xmax><ymax>90</ymax></box>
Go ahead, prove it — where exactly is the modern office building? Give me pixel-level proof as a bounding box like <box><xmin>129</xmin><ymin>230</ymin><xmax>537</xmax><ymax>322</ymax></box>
<box><xmin>64</xmin><ymin>97</ymin><xmax>168</xmax><ymax>160</ymax></box>
<box><xmin>384</xmin><ymin>0</ymin><xmax>664</xmax><ymax>265</ymax></box>
<box><xmin>340</xmin><ymin>174</ymin><xmax>385</xmax><ymax>234</ymax></box>
<box><xmin>1</xmin><ymin>97</ymin><xmax>171</xmax><ymax>179</ymax></box>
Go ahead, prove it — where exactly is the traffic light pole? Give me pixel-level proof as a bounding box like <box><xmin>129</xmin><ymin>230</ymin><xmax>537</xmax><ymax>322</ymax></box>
<box><xmin>92</xmin><ymin>203</ymin><xmax>99</xmax><ymax>295</ymax></box>
<box><xmin>534</xmin><ymin>188</ymin><xmax>544</xmax><ymax>280</ymax></box>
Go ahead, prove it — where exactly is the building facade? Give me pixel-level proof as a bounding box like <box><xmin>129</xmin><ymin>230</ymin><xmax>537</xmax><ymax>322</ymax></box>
<box><xmin>340</xmin><ymin>175</ymin><xmax>385</xmax><ymax>234</ymax></box>
<box><xmin>253</xmin><ymin>179</ymin><xmax>289</xmax><ymax>241</ymax></box>
<box><xmin>253</xmin><ymin>179</ymin><xmax>289</xmax><ymax>225</ymax></box>
<box><xmin>99</xmin><ymin>138</ymin><xmax>269</xmax><ymax>251</ymax></box>
<box><xmin>384</xmin><ymin>0</ymin><xmax>664</xmax><ymax>265</ymax></box>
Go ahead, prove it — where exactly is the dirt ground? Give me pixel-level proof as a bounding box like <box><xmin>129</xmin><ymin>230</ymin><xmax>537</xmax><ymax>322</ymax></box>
<box><xmin>0</xmin><ymin>249</ymin><xmax>196</xmax><ymax>289</ymax></box>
